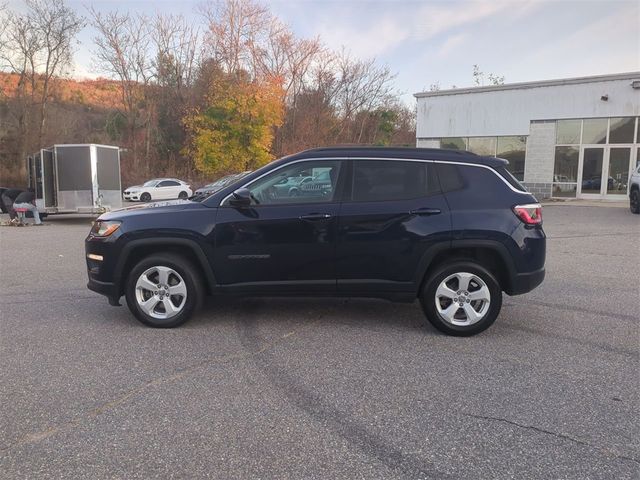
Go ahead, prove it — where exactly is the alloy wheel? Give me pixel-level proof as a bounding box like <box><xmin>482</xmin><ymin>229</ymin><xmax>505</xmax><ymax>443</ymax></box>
<box><xmin>135</xmin><ymin>266</ymin><xmax>187</xmax><ymax>319</ymax></box>
<box><xmin>434</xmin><ymin>272</ymin><xmax>491</xmax><ymax>326</ymax></box>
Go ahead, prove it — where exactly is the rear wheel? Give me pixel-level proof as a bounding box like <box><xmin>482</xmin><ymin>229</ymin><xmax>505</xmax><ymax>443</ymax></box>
<box><xmin>630</xmin><ymin>189</ymin><xmax>639</xmax><ymax>214</ymax></box>
<box><xmin>178</xmin><ymin>191</ymin><xmax>188</xmax><ymax>199</ymax></box>
<box><xmin>420</xmin><ymin>261</ymin><xmax>502</xmax><ymax>336</ymax></box>
<box><xmin>125</xmin><ymin>254</ymin><xmax>203</xmax><ymax>328</ymax></box>
<box><xmin>140</xmin><ymin>192</ymin><xmax>151</xmax><ymax>202</ymax></box>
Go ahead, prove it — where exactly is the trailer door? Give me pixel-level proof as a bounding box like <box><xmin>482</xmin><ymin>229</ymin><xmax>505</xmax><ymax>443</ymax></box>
<box><xmin>95</xmin><ymin>146</ymin><xmax>122</xmax><ymax>209</ymax></box>
<box><xmin>42</xmin><ymin>149</ymin><xmax>56</xmax><ymax>208</ymax></box>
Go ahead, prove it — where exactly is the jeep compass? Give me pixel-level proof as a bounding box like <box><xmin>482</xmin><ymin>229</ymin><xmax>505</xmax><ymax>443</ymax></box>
<box><xmin>86</xmin><ymin>147</ymin><xmax>546</xmax><ymax>336</ymax></box>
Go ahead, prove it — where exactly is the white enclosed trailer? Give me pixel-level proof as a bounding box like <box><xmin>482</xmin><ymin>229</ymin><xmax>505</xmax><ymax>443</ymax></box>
<box><xmin>27</xmin><ymin>144</ymin><xmax>122</xmax><ymax>214</ymax></box>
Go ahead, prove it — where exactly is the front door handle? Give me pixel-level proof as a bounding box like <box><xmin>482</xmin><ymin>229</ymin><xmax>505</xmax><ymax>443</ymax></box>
<box><xmin>409</xmin><ymin>208</ymin><xmax>441</xmax><ymax>216</ymax></box>
<box><xmin>299</xmin><ymin>213</ymin><xmax>333</xmax><ymax>221</ymax></box>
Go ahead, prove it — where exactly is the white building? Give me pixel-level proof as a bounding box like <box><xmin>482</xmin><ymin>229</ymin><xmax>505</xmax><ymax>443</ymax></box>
<box><xmin>415</xmin><ymin>72</ymin><xmax>640</xmax><ymax>200</ymax></box>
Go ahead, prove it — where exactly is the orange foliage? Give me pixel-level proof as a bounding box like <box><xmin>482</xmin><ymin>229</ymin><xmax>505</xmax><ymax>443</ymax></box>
<box><xmin>0</xmin><ymin>72</ymin><xmax>122</xmax><ymax>110</ymax></box>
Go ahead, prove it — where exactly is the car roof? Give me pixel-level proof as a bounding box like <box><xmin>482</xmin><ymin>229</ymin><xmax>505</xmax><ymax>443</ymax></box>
<box><xmin>285</xmin><ymin>146</ymin><xmax>508</xmax><ymax>168</ymax></box>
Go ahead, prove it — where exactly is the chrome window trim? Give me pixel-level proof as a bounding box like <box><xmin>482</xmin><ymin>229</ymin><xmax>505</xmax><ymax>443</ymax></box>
<box><xmin>219</xmin><ymin>156</ymin><xmax>529</xmax><ymax>206</ymax></box>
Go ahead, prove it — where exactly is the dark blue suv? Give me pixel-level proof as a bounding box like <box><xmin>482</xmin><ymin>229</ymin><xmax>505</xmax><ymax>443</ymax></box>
<box><xmin>85</xmin><ymin>147</ymin><xmax>545</xmax><ymax>336</ymax></box>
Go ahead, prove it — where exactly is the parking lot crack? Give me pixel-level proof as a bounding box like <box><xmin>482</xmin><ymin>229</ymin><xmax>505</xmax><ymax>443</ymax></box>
<box><xmin>461</xmin><ymin>413</ymin><xmax>640</xmax><ymax>466</ymax></box>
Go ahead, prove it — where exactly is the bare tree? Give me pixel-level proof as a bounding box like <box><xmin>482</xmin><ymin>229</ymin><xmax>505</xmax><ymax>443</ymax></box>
<box><xmin>151</xmin><ymin>14</ymin><xmax>201</xmax><ymax>172</ymax></box>
<box><xmin>153</xmin><ymin>14</ymin><xmax>200</xmax><ymax>91</ymax></box>
<box><xmin>199</xmin><ymin>0</ymin><xmax>271</xmax><ymax>77</ymax></box>
<box><xmin>331</xmin><ymin>50</ymin><xmax>397</xmax><ymax>142</ymax></box>
<box><xmin>28</xmin><ymin>0</ymin><xmax>84</xmax><ymax>143</ymax></box>
<box><xmin>89</xmin><ymin>8</ymin><xmax>153</xmax><ymax>170</ymax></box>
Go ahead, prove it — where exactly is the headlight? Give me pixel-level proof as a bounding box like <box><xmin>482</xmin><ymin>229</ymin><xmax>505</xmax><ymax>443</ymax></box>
<box><xmin>90</xmin><ymin>220</ymin><xmax>121</xmax><ymax>237</ymax></box>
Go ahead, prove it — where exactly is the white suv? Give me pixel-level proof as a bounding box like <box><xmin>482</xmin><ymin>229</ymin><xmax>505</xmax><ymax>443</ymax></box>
<box><xmin>630</xmin><ymin>164</ymin><xmax>640</xmax><ymax>214</ymax></box>
<box><xmin>123</xmin><ymin>179</ymin><xmax>192</xmax><ymax>202</ymax></box>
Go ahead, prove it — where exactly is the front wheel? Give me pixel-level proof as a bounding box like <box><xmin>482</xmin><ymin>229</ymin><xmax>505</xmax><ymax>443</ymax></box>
<box><xmin>125</xmin><ymin>254</ymin><xmax>203</xmax><ymax>328</ymax></box>
<box><xmin>140</xmin><ymin>192</ymin><xmax>151</xmax><ymax>202</ymax></box>
<box><xmin>420</xmin><ymin>261</ymin><xmax>502</xmax><ymax>336</ymax></box>
<box><xmin>630</xmin><ymin>190</ymin><xmax>639</xmax><ymax>214</ymax></box>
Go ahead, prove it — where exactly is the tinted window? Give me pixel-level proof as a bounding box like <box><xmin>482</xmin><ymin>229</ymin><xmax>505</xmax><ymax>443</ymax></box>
<box><xmin>224</xmin><ymin>160</ymin><xmax>341</xmax><ymax>206</ymax></box>
<box><xmin>351</xmin><ymin>160</ymin><xmax>437</xmax><ymax>202</ymax></box>
<box><xmin>436</xmin><ymin>163</ymin><xmax>465</xmax><ymax>193</ymax></box>
<box><xmin>158</xmin><ymin>180</ymin><xmax>180</xmax><ymax>187</ymax></box>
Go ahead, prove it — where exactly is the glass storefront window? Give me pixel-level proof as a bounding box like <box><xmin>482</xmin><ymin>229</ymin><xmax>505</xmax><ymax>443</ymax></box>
<box><xmin>497</xmin><ymin>136</ymin><xmax>526</xmax><ymax>181</ymax></box>
<box><xmin>556</xmin><ymin>119</ymin><xmax>581</xmax><ymax>144</ymax></box>
<box><xmin>582</xmin><ymin>118</ymin><xmax>608</xmax><ymax>144</ymax></box>
<box><xmin>441</xmin><ymin>137</ymin><xmax>466</xmax><ymax>150</ymax></box>
<box><xmin>468</xmin><ymin>137</ymin><xmax>496</xmax><ymax>156</ymax></box>
<box><xmin>609</xmin><ymin>117</ymin><xmax>635</xmax><ymax>144</ymax></box>
<box><xmin>553</xmin><ymin>146</ymin><xmax>578</xmax><ymax>198</ymax></box>
<box><xmin>553</xmin><ymin>146</ymin><xmax>579</xmax><ymax>182</ymax></box>
<box><xmin>607</xmin><ymin>148</ymin><xmax>631</xmax><ymax>193</ymax></box>
<box><xmin>581</xmin><ymin>147</ymin><xmax>604</xmax><ymax>194</ymax></box>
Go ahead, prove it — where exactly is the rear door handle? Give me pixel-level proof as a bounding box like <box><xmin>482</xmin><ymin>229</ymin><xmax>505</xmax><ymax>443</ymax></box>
<box><xmin>409</xmin><ymin>208</ymin><xmax>441</xmax><ymax>216</ymax></box>
<box><xmin>299</xmin><ymin>213</ymin><xmax>333</xmax><ymax>221</ymax></box>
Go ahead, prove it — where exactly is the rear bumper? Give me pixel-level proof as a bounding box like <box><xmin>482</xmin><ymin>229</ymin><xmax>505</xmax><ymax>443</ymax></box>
<box><xmin>507</xmin><ymin>268</ymin><xmax>545</xmax><ymax>296</ymax></box>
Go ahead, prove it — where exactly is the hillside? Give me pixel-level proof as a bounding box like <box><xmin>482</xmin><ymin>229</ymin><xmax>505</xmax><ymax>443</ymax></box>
<box><xmin>0</xmin><ymin>72</ymin><xmax>123</xmax><ymax>111</ymax></box>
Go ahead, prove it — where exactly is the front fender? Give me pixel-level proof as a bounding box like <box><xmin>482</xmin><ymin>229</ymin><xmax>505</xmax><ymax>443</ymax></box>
<box><xmin>113</xmin><ymin>237</ymin><xmax>217</xmax><ymax>296</ymax></box>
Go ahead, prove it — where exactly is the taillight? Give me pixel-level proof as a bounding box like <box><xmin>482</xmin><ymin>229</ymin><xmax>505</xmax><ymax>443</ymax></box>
<box><xmin>513</xmin><ymin>203</ymin><xmax>542</xmax><ymax>225</ymax></box>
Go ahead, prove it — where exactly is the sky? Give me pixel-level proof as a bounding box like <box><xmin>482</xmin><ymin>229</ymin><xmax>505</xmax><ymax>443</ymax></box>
<box><xmin>6</xmin><ymin>0</ymin><xmax>640</xmax><ymax>104</ymax></box>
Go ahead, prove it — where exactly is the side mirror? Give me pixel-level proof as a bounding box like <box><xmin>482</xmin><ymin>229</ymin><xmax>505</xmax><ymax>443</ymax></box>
<box><xmin>230</xmin><ymin>187</ymin><xmax>252</xmax><ymax>207</ymax></box>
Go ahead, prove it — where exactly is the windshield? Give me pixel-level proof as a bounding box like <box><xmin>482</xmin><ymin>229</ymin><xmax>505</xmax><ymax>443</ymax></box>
<box><xmin>143</xmin><ymin>180</ymin><xmax>159</xmax><ymax>187</ymax></box>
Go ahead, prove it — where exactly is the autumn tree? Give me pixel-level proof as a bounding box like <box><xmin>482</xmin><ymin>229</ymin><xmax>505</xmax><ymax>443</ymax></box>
<box><xmin>183</xmin><ymin>71</ymin><xmax>284</xmax><ymax>175</ymax></box>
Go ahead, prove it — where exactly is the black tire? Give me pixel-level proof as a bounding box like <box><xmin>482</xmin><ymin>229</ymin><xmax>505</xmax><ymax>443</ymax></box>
<box><xmin>630</xmin><ymin>189</ymin><xmax>639</xmax><ymax>214</ymax></box>
<box><xmin>419</xmin><ymin>261</ymin><xmax>502</xmax><ymax>336</ymax></box>
<box><xmin>178</xmin><ymin>191</ymin><xmax>188</xmax><ymax>199</ymax></box>
<box><xmin>125</xmin><ymin>254</ymin><xmax>203</xmax><ymax>328</ymax></box>
<box><xmin>140</xmin><ymin>192</ymin><xmax>151</xmax><ymax>202</ymax></box>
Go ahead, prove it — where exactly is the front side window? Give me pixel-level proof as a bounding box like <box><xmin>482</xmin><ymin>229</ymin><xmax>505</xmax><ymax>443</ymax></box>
<box><xmin>351</xmin><ymin>160</ymin><xmax>437</xmax><ymax>202</ymax></box>
<box><xmin>225</xmin><ymin>160</ymin><xmax>341</xmax><ymax>206</ymax></box>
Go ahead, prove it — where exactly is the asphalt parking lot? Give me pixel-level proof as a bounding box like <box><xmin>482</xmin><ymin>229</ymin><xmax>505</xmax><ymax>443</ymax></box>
<box><xmin>0</xmin><ymin>205</ymin><xmax>638</xmax><ymax>479</ymax></box>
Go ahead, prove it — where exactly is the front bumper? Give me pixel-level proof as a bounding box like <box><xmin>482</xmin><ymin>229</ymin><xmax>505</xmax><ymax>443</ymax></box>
<box><xmin>87</xmin><ymin>277</ymin><xmax>121</xmax><ymax>305</ymax></box>
<box><xmin>123</xmin><ymin>193</ymin><xmax>139</xmax><ymax>201</ymax></box>
<box><xmin>507</xmin><ymin>268</ymin><xmax>545</xmax><ymax>296</ymax></box>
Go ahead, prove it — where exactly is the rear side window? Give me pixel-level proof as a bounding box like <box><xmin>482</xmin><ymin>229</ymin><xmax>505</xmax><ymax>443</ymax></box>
<box><xmin>351</xmin><ymin>160</ymin><xmax>438</xmax><ymax>202</ymax></box>
<box><xmin>436</xmin><ymin>163</ymin><xmax>466</xmax><ymax>193</ymax></box>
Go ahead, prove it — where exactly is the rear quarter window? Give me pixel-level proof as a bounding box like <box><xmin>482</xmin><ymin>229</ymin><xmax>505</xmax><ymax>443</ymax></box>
<box><xmin>439</xmin><ymin>162</ymin><xmax>528</xmax><ymax>209</ymax></box>
<box><xmin>495</xmin><ymin>166</ymin><xmax>528</xmax><ymax>192</ymax></box>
